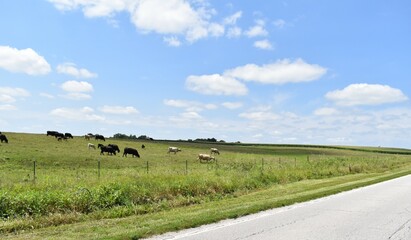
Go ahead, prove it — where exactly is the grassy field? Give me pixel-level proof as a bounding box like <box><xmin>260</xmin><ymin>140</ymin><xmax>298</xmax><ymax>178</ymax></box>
<box><xmin>1</xmin><ymin>132</ymin><xmax>411</xmax><ymax>239</ymax></box>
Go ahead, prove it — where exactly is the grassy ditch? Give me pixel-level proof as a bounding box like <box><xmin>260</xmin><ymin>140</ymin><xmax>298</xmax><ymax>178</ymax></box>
<box><xmin>3</xmin><ymin>168</ymin><xmax>411</xmax><ymax>240</ymax></box>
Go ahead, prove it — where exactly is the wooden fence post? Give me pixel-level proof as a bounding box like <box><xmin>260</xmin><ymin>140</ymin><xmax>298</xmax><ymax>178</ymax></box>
<box><xmin>98</xmin><ymin>159</ymin><xmax>101</xmax><ymax>179</ymax></box>
<box><xmin>33</xmin><ymin>160</ymin><xmax>36</xmax><ymax>183</ymax></box>
<box><xmin>146</xmin><ymin>161</ymin><xmax>149</xmax><ymax>174</ymax></box>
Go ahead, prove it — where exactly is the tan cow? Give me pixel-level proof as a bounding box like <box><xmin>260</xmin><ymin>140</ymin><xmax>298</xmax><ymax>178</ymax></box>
<box><xmin>198</xmin><ymin>153</ymin><xmax>215</xmax><ymax>163</ymax></box>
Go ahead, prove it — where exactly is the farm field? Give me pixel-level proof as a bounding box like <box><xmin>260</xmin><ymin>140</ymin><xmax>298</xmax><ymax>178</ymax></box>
<box><xmin>1</xmin><ymin>132</ymin><xmax>411</xmax><ymax>239</ymax></box>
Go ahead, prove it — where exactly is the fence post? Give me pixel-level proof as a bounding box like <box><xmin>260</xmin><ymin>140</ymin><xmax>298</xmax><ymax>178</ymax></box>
<box><xmin>98</xmin><ymin>159</ymin><xmax>101</xmax><ymax>179</ymax></box>
<box><xmin>146</xmin><ymin>161</ymin><xmax>149</xmax><ymax>174</ymax></box>
<box><xmin>185</xmin><ymin>160</ymin><xmax>188</xmax><ymax>175</ymax></box>
<box><xmin>261</xmin><ymin>158</ymin><xmax>264</xmax><ymax>174</ymax></box>
<box><xmin>33</xmin><ymin>160</ymin><xmax>36</xmax><ymax>183</ymax></box>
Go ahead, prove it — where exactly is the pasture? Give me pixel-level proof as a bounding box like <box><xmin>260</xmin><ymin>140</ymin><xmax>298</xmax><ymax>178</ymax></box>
<box><xmin>1</xmin><ymin>132</ymin><xmax>411</xmax><ymax>239</ymax></box>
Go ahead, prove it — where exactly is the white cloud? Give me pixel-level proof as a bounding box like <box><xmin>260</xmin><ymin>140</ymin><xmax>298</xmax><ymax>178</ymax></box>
<box><xmin>0</xmin><ymin>104</ymin><xmax>17</xmax><ymax>111</ymax></box>
<box><xmin>99</xmin><ymin>105</ymin><xmax>139</xmax><ymax>114</ymax></box>
<box><xmin>226</xmin><ymin>27</ymin><xmax>242</xmax><ymax>38</ymax></box>
<box><xmin>61</xmin><ymin>81</ymin><xmax>93</xmax><ymax>92</ymax></box>
<box><xmin>239</xmin><ymin>111</ymin><xmax>279</xmax><ymax>121</ymax></box>
<box><xmin>0</xmin><ymin>87</ymin><xmax>30</xmax><ymax>97</ymax></box>
<box><xmin>50</xmin><ymin>107</ymin><xmax>105</xmax><ymax>121</ymax></box>
<box><xmin>40</xmin><ymin>93</ymin><xmax>55</xmax><ymax>99</ymax></box>
<box><xmin>225</xmin><ymin>59</ymin><xmax>327</xmax><ymax>84</ymax></box>
<box><xmin>254</xmin><ymin>39</ymin><xmax>273</xmax><ymax>50</ymax></box>
<box><xmin>0</xmin><ymin>94</ymin><xmax>16</xmax><ymax>103</ymax></box>
<box><xmin>48</xmin><ymin>0</ymin><xmax>233</xmax><ymax>44</ymax></box>
<box><xmin>57</xmin><ymin>62</ymin><xmax>97</xmax><ymax>78</ymax></box>
<box><xmin>63</xmin><ymin>92</ymin><xmax>92</xmax><ymax>100</ymax></box>
<box><xmin>314</xmin><ymin>107</ymin><xmax>339</xmax><ymax>116</ymax></box>
<box><xmin>0</xmin><ymin>46</ymin><xmax>51</xmax><ymax>75</ymax></box>
<box><xmin>222</xmin><ymin>102</ymin><xmax>243</xmax><ymax>110</ymax></box>
<box><xmin>223</xmin><ymin>11</ymin><xmax>242</xmax><ymax>25</ymax></box>
<box><xmin>245</xmin><ymin>20</ymin><xmax>268</xmax><ymax>38</ymax></box>
<box><xmin>325</xmin><ymin>83</ymin><xmax>408</xmax><ymax>106</ymax></box>
<box><xmin>163</xmin><ymin>36</ymin><xmax>182</xmax><ymax>47</ymax></box>
<box><xmin>164</xmin><ymin>99</ymin><xmax>217</xmax><ymax>111</ymax></box>
<box><xmin>273</xmin><ymin>19</ymin><xmax>286</xmax><ymax>29</ymax></box>
<box><xmin>186</xmin><ymin>74</ymin><xmax>248</xmax><ymax>96</ymax></box>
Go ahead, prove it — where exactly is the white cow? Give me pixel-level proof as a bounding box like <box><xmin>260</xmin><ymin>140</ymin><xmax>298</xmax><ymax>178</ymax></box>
<box><xmin>210</xmin><ymin>148</ymin><xmax>220</xmax><ymax>155</ymax></box>
<box><xmin>167</xmin><ymin>146</ymin><xmax>181</xmax><ymax>154</ymax></box>
<box><xmin>88</xmin><ymin>143</ymin><xmax>96</xmax><ymax>150</ymax></box>
<box><xmin>198</xmin><ymin>153</ymin><xmax>215</xmax><ymax>163</ymax></box>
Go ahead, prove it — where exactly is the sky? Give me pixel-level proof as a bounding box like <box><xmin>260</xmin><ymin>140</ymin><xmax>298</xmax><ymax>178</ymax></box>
<box><xmin>0</xmin><ymin>0</ymin><xmax>410</xmax><ymax>148</ymax></box>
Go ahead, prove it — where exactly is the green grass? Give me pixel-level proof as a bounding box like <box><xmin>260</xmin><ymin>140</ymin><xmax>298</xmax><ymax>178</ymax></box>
<box><xmin>1</xmin><ymin>132</ymin><xmax>411</xmax><ymax>239</ymax></box>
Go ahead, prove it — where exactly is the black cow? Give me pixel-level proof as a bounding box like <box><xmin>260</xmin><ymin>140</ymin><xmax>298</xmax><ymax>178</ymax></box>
<box><xmin>123</xmin><ymin>147</ymin><xmax>140</xmax><ymax>158</ymax></box>
<box><xmin>65</xmin><ymin>133</ymin><xmax>73</xmax><ymax>139</ymax></box>
<box><xmin>47</xmin><ymin>131</ymin><xmax>59</xmax><ymax>137</ymax></box>
<box><xmin>98</xmin><ymin>144</ymin><xmax>116</xmax><ymax>155</ymax></box>
<box><xmin>95</xmin><ymin>134</ymin><xmax>106</xmax><ymax>141</ymax></box>
<box><xmin>0</xmin><ymin>134</ymin><xmax>8</xmax><ymax>143</ymax></box>
<box><xmin>108</xmin><ymin>144</ymin><xmax>120</xmax><ymax>153</ymax></box>
<box><xmin>54</xmin><ymin>132</ymin><xmax>65</xmax><ymax>139</ymax></box>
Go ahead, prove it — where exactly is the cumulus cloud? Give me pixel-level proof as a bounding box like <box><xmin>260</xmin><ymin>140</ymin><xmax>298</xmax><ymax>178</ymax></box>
<box><xmin>57</xmin><ymin>62</ymin><xmax>97</xmax><ymax>78</ymax></box>
<box><xmin>325</xmin><ymin>83</ymin><xmax>408</xmax><ymax>106</ymax></box>
<box><xmin>222</xmin><ymin>102</ymin><xmax>243</xmax><ymax>110</ymax></box>
<box><xmin>239</xmin><ymin>110</ymin><xmax>279</xmax><ymax>121</ymax></box>
<box><xmin>223</xmin><ymin>11</ymin><xmax>242</xmax><ymax>25</ymax></box>
<box><xmin>0</xmin><ymin>104</ymin><xmax>17</xmax><ymax>111</ymax></box>
<box><xmin>61</xmin><ymin>81</ymin><xmax>93</xmax><ymax>92</ymax></box>
<box><xmin>245</xmin><ymin>20</ymin><xmax>268</xmax><ymax>38</ymax></box>
<box><xmin>164</xmin><ymin>99</ymin><xmax>217</xmax><ymax>111</ymax></box>
<box><xmin>254</xmin><ymin>39</ymin><xmax>273</xmax><ymax>50</ymax></box>
<box><xmin>226</xmin><ymin>27</ymin><xmax>242</xmax><ymax>38</ymax></box>
<box><xmin>225</xmin><ymin>58</ymin><xmax>327</xmax><ymax>84</ymax></box>
<box><xmin>163</xmin><ymin>36</ymin><xmax>182</xmax><ymax>47</ymax></box>
<box><xmin>99</xmin><ymin>105</ymin><xmax>139</xmax><ymax>114</ymax></box>
<box><xmin>50</xmin><ymin>107</ymin><xmax>105</xmax><ymax>121</ymax></box>
<box><xmin>186</xmin><ymin>74</ymin><xmax>248</xmax><ymax>96</ymax></box>
<box><xmin>0</xmin><ymin>87</ymin><xmax>30</xmax><ymax>104</ymax></box>
<box><xmin>0</xmin><ymin>46</ymin><xmax>51</xmax><ymax>75</ymax></box>
<box><xmin>49</xmin><ymin>0</ymin><xmax>224</xmax><ymax>43</ymax></box>
<box><xmin>314</xmin><ymin>107</ymin><xmax>339</xmax><ymax>116</ymax></box>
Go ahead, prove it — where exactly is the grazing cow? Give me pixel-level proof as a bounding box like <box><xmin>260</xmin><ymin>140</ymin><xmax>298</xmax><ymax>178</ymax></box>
<box><xmin>65</xmin><ymin>133</ymin><xmax>73</xmax><ymax>139</ymax></box>
<box><xmin>95</xmin><ymin>134</ymin><xmax>106</xmax><ymax>141</ymax></box>
<box><xmin>167</xmin><ymin>146</ymin><xmax>181</xmax><ymax>154</ymax></box>
<box><xmin>88</xmin><ymin>143</ymin><xmax>96</xmax><ymax>150</ymax></box>
<box><xmin>141</xmin><ymin>144</ymin><xmax>145</xmax><ymax>149</ymax></box>
<box><xmin>198</xmin><ymin>154</ymin><xmax>215</xmax><ymax>163</ymax></box>
<box><xmin>108</xmin><ymin>144</ymin><xmax>120</xmax><ymax>153</ymax></box>
<box><xmin>47</xmin><ymin>131</ymin><xmax>59</xmax><ymax>137</ymax></box>
<box><xmin>0</xmin><ymin>134</ymin><xmax>8</xmax><ymax>143</ymax></box>
<box><xmin>57</xmin><ymin>136</ymin><xmax>68</xmax><ymax>141</ymax></box>
<box><xmin>54</xmin><ymin>132</ymin><xmax>65</xmax><ymax>139</ymax></box>
<box><xmin>123</xmin><ymin>147</ymin><xmax>140</xmax><ymax>158</ymax></box>
<box><xmin>98</xmin><ymin>144</ymin><xmax>116</xmax><ymax>155</ymax></box>
<box><xmin>210</xmin><ymin>148</ymin><xmax>220</xmax><ymax>155</ymax></box>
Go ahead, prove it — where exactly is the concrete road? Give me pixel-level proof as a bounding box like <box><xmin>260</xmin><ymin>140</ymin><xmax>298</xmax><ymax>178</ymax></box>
<box><xmin>146</xmin><ymin>174</ymin><xmax>411</xmax><ymax>240</ymax></box>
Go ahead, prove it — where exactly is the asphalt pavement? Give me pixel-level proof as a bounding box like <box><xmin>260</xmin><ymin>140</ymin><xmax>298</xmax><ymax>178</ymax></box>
<box><xmin>146</xmin><ymin>174</ymin><xmax>411</xmax><ymax>240</ymax></box>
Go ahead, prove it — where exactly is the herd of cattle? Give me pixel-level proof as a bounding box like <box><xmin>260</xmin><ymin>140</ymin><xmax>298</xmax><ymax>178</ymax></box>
<box><xmin>1</xmin><ymin>131</ymin><xmax>221</xmax><ymax>162</ymax></box>
<box><xmin>47</xmin><ymin>131</ymin><xmax>220</xmax><ymax>162</ymax></box>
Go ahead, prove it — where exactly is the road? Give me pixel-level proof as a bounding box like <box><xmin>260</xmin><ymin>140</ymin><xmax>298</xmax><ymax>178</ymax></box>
<box><xmin>146</xmin><ymin>174</ymin><xmax>411</xmax><ymax>240</ymax></box>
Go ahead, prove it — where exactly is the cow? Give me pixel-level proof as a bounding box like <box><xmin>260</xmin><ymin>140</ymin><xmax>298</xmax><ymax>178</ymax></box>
<box><xmin>98</xmin><ymin>144</ymin><xmax>116</xmax><ymax>155</ymax></box>
<box><xmin>167</xmin><ymin>146</ymin><xmax>181</xmax><ymax>154</ymax></box>
<box><xmin>123</xmin><ymin>147</ymin><xmax>140</xmax><ymax>158</ymax></box>
<box><xmin>65</xmin><ymin>133</ymin><xmax>73</xmax><ymax>139</ymax></box>
<box><xmin>210</xmin><ymin>148</ymin><xmax>220</xmax><ymax>155</ymax></box>
<box><xmin>108</xmin><ymin>144</ymin><xmax>120</xmax><ymax>153</ymax></box>
<box><xmin>54</xmin><ymin>132</ymin><xmax>65</xmax><ymax>139</ymax></box>
<box><xmin>57</xmin><ymin>136</ymin><xmax>68</xmax><ymax>141</ymax></box>
<box><xmin>0</xmin><ymin>134</ymin><xmax>8</xmax><ymax>143</ymax></box>
<box><xmin>95</xmin><ymin>134</ymin><xmax>106</xmax><ymax>141</ymax></box>
<box><xmin>47</xmin><ymin>131</ymin><xmax>59</xmax><ymax>137</ymax></box>
<box><xmin>88</xmin><ymin>143</ymin><xmax>96</xmax><ymax>150</ymax></box>
<box><xmin>141</xmin><ymin>144</ymin><xmax>145</xmax><ymax>149</ymax></box>
<box><xmin>198</xmin><ymin>154</ymin><xmax>215</xmax><ymax>163</ymax></box>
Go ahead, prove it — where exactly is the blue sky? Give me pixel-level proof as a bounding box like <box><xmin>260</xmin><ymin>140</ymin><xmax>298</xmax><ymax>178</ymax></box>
<box><xmin>1</xmin><ymin>0</ymin><xmax>410</xmax><ymax>148</ymax></box>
